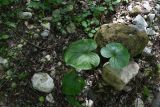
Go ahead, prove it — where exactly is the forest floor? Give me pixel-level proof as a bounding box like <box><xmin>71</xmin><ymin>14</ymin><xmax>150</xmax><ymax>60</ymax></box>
<box><xmin>0</xmin><ymin>0</ymin><xmax>160</xmax><ymax>107</ymax></box>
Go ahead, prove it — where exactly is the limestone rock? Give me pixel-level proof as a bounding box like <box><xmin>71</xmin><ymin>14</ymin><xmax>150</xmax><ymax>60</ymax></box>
<box><xmin>31</xmin><ymin>73</ymin><xmax>54</xmax><ymax>93</ymax></box>
<box><xmin>41</xmin><ymin>30</ymin><xmax>49</xmax><ymax>37</ymax></box>
<box><xmin>0</xmin><ymin>57</ymin><xmax>8</xmax><ymax>67</ymax></box>
<box><xmin>46</xmin><ymin>93</ymin><xmax>54</xmax><ymax>103</ymax></box>
<box><xmin>94</xmin><ymin>23</ymin><xmax>149</xmax><ymax>56</ymax></box>
<box><xmin>132</xmin><ymin>14</ymin><xmax>148</xmax><ymax>31</ymax></box>
<box><xmin>134</xmin><ymin>98</ymin><xmax>144</xmax><ymax>107</ymax></box>
<box><xmin>19</xmin><ymin>12</ymin><xmax>32</xmax><ymax>19</ymax></box>
<box><xmin>102</xmin><ymin>61</ymin><xmax>139</xmax><ymax>90</ymax></box>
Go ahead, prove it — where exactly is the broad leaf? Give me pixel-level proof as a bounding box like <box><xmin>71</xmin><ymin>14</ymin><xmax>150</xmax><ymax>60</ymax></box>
<box><xmin>62</xmin><ymin>71</ymin><xmax>85</xmax><ymax>96</ymax></box>
<box><xmin>64</xmin><ymin>39</ymin><xmax>100</xmax><ymax>70</ymax></box>
<box><xmin>101</xmin><ymin>42</ymin><xmax>130</xmax><ymax>69</ymax></box>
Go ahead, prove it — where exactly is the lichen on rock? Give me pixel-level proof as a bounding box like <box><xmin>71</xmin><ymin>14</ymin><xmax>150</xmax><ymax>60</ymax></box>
<box><xmin>94</xmin><ymin>23</ymin><xmax>149</xmax><ymax>57</ymax></box>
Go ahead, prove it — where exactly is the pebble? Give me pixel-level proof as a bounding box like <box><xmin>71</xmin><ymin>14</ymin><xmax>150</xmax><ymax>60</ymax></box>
<box><xmin>19</xmin><ymin>12</ymin><xmax>32</xmax><ymax>19</ymax></box>
<box><xmin>132</xmin><ymin>14</ymin><xmax>148</xmax><ymax>31</ymax></box>
<box><xmin>41</xmin><ymin>30</ymin><xmax>49</xmax><ymax>37</ymax></box>
<box><xmin>146</xmin><ymin>28</ymin><xmax>156</xmax><ymax>36</ymax></box>
<box><xmin>46</xmin><ymin>93</ymin><xmax>54</xmax><ymax>103</ymax></box>
<box><xmin>143</xmin><ymin>47</ymin><xmax>152</xmax><ymax>55</ymax></box>
<box><xmin>148</xmin><ymin>13</ymin><xmax>155</xmax><ymax>22</ymax></box>
<box><xmin>134</xmin><ymin>98</ymin><xmax>144</xmax><ymax>107</ymax></box>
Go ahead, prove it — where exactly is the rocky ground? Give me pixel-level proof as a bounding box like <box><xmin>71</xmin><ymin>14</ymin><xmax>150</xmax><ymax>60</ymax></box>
<box><xmin>0</xmin><ymin>0</ymin><xmax>160</xmax><ymax>107</ymax></box>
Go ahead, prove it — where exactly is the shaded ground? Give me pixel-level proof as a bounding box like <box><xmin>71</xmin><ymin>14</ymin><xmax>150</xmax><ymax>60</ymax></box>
<box><xmin>0</xmin><ymin>0</ymin><xmax>160</xmax><ymax>107</ymax></box>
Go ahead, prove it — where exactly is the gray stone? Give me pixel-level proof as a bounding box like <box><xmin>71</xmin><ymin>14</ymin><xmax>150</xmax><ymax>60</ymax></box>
<box><xmin>151</xmin><ymin>92</ymin><xmax>160</xmax><ymax>107</ymax></box>
<box><xmin>146</xmin><ymin>28</ymin><xmax>156</xmax><ymax>36</ymax></box>
<box><xmin>102</xmin><ymin>61</ymin><xmax>139</xmax><ymax>90</ymax></box>
<box><xmin>142</xmin><ymin>1</ymin><xmax>152</xmax><ymax>13</ymax></box>
<box><xmin>134</xmin><ymin>98</ymin><xmax>144</xmax><ymax>107</ymax></box>
<box><xmin>41</xmin><ymin>30</ymin><xmax>49</xmax><ymax>37</ymax></box>
<box><xmin>31</xmin><ymin>73</ymin><xmax>54</xmax><ymax>93</ymax></box>
<box><xmin>19</xmin><ymin>12</ymin><xmax>32</xmax><ymax>19</ymax></box>
<box><xmin>148</xmin><ymin>14</ymin><xmax>155</xmax><ymax>22</ymax></box>
<box><xmin>155</xmin><ymin>4</ymin><xmax>160</xmax><ymax>11</ymax></box>
<box><xmin>143</xmin><ymin>47</ymin><xmax>152</xmax><ymax>55</ymax></box>
<box><xmin>133</xmin><ymin>14</ymin><xmax>148</xmax><ymax>31</ymax></box>
<box><xmin>0</xmin><ymin>57</ymin><xmax>8</xmax><ymax>67</ymax></box>
<box><xmin>46</xmin><ymin>93</ymin><xmax>54</xmax><ymax>103</ymax></box>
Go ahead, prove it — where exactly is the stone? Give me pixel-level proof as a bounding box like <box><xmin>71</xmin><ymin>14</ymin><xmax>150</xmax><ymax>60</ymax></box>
<box><xmin>102</xmin><ymin>61</ymin><xmax>139</xmax><ymax>90</ymax></box>
<box><xmin>19</xmin><ymin>12</ymin><xmax>32</xmax><ymax>19</ymax></box>
<box><xmin>46</xmin><ymin>93</ymin><xmax>54</xmax><ymax>103</ymax></box>
<box><xmin>142</xmin><ymin>1</ymin><xmax>152</xmax><ymax>13</ymax></box>
<box><xmin>143</xmin><ymin>47</ymin><xmax>152</xmax><ymax>55</ymax></box>
<box><xmin>133</xmin><ymin>14</ymin><xmax>148</xmax><ymax>31</ymax></box>
<box><xmin>134</xmin><ymin>98</ymin><xmax>144</xmax><ymax>107</ymax></box>
<box><xmin>146</xmin><ymin>28</ymin><xmax>156</xmax><ymax>36</ymax></box>
<box><xmin>94</xmin><ymin>23</ymin><xmax>149</xmax><ymax>57</ymax></box>
<box><xmin>148</xmin><ymin>14</ymin><xmax>155</xmax><ymax>22</ymax></box>
<box><xmin>0</xmin><ymin>57</ymin><xmax>8</xmax><ymax>67</ymax></box>
<box><xmin>151</xmin><ymin>92</ymin><xmax>160</xmax><ymax>107</ymax></box>
<box><xmin>31</xmin><ymin>73</ymin><xmax>54</xmax><ymax>93</ymax></box>
<box><xmin>41</xmin><ymin>22</ymin><xmax>51</xmax><ymax>30</ymax></box>
<box><xmin>41</xmin><ymin>30</ymin><xmax>49</xmax><ymax>37</ymax></box>
<box><xmin>128</xmin><ymin>5</ymin><xmax>142</xmax><ymax>16</ymax></box>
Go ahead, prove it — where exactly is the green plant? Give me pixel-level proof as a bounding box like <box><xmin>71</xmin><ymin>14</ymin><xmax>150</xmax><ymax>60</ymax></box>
<box><xmin>101</xmin><ymin>42</ymin><xmax>130</xmax><ymax>69</ymax></box>
<box><xmin>64</xmin><ymin>39</ymin><xmax>100</xmax><ymax>70</ymax></box>
<box><xmin>62</xmin><ymin>71</ymin><xmax>85</xmax><ymax>107</ymax></box>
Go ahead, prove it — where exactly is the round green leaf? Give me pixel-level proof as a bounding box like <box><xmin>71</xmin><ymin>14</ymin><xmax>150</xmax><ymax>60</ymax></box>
<box><xmin>62</xmin><ymin>71</ymin><xmax>85</xmax><ymax>96</ymax></box>
<box><xmin>64</xmin><ymin>39</ymin><xmax>100</xmax><ymax>70</ymax></box>
<box><xmin>100</xmin><ymin>42</ymin><xmax>130</xmax><ymax>69</ymax></box>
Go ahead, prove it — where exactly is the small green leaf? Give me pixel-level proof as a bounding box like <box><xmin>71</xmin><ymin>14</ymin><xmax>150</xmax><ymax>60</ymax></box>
<box><xmin>39</xmin><ymin>96</ymin><xmax>45</xmax><ymax>102</ymax></box>
<box><xmin>0</xmin><ymin>35</ymin><xmax>9</xmax><ymax>40</ymax></box>
<box><xmin>101</xmin><ymin>42</ymin><xmax>130</xmax><ymax>69</ymax></box>
<box><xmin>82</xmin><ymin>21</ymin><xmax>88</xmax><ymax>28</ymax></box>
<box><xmin>64</xmin><ymin>39</ymin><xmax>100</xmax><ymax>70</ymax></box>
<box><xmin>62</xmin><ymin>71</ymin><xmax>85</xmax><ymax>96</ymax></box>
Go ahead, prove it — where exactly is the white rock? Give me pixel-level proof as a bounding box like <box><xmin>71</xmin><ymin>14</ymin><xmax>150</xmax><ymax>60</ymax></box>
<box><xmin>148</xmin><ymin>14</ymin><xmax>155</xmax><ymax>22</ymax></box>
<box><xmin>45</xmin><ymin>55</ymin><xmax>52</xmax><ymax>61</ymax></box>
<box><xmin>85</xmin><ymin>99</ymin><xmax>94</xmax><ymax>107</ymax></box>
<box><xmin>41</xmin><ymin>30</ymin><xmax>49</xmax><ymax>37</ymax></box>
<box><xmin>41</xmin><ymin>22</ymin><xmax>51</xmax><ymax>30</ymax></box>
<box><xmin>142</xmin><ymin>1</ymin><xmax>152</xmax><ymax>13</ymax></box>
<box><xmin>19</xmin><ymin>12</ymin><xmax>32</xmax><ymax>19</ymax></box>
<box><xmin>156</xmin><ymin>4</ymin><xmax>160</xmax><ymax>11</ymax></box>
<box><xmin>0</xmin><ymin>57</ymin><xmax>8</xmax><ymax>67</ymax></box>
<box><xmin>46</xmin><ymin>93</ymin><xmax>54</xmax><ymax>103</ymax></box>
<box><xmin>146</xmin><ymin>28</ymin><xmax>156</xmax><ymax>36</ymax></box>
<box><xmin>102</xmin><ymin>61</ymin><xmax>139</xmax><ymax>90</ymax></box>
<box><xmin>31</xmin><ymin>73</ymin><xmax>54</xmax><ymax>93</ymax></box>
<box><xmin>143</xmin><ymin>47</ymin><xmax>152</xmax><ymax>55</ymax></box>
<box><xmin>133</xmin><ymin>14</ymin><xmax>148</xmax><ymax>31</ymax></box>
<box><xmin>134</xmin><ymin>98</ymin><xmax>144</xmax><ymax>107</ymax></box>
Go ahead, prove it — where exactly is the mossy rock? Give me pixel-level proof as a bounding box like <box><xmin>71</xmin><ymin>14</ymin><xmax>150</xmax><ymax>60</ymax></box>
<box><xmin>94</xmin><ymin>23</ymin><xmax>149</xmax><ymax>57</ymax></box>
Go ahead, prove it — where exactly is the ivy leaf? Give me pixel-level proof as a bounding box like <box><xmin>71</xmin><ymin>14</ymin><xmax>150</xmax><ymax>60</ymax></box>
<box><xmin>64</xmin><ymin>39</ymin><xmax>100</xmax><ymax>70</ymax></box>
<box><xmin>101</xmin><ymin>42</ymin><xmax>130</xmax><ymax>69</ymax></box>
<box><xmin>62</xmin><ymin>71</ymin><xmax>85</xmax><ymax>96</ymax></box>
